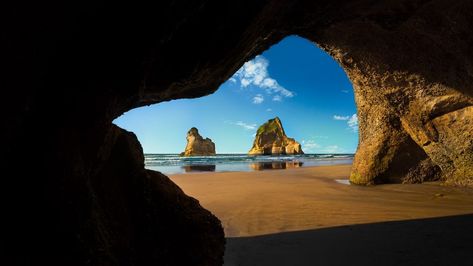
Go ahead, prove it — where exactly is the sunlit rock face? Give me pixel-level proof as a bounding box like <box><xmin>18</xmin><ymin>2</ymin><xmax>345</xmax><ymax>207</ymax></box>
<box><xmin>298</xmin><ymin>1</ymin><xmax>473</xmax><ymax>185</ymax></box>
<box><xmin>249</xmin><ymin>117</ymin><xmax>304</xmax><ymax>155</ymax></box>
<box><xmin>2</xmin><ymin>0</ymin><xmax>473</xmax><ymax>264</ymax></box>
<box><xmin>180</xmin><ymin>127</ymin><xmax>216</xmax><ymax>156</ymax></box>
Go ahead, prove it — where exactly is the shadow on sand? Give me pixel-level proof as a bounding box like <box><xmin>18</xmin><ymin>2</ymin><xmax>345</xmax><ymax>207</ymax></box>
<box><xmin>225</xmin><ymin>214</ymin><xmax>473</xmax><ymax>266</ymax></box>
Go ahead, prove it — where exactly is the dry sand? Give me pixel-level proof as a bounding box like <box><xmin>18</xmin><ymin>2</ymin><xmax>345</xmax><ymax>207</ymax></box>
<box><xmin>169</xmin><ymin>165</ymin><xmax>473</xmax><ymax>266</ymax></box>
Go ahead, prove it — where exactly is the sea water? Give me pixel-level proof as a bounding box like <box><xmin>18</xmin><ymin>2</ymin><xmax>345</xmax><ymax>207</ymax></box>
<box><xmin>145</xmin><ymin>154</ymin><xmax>353</xmax><ymax>175</ymax></box>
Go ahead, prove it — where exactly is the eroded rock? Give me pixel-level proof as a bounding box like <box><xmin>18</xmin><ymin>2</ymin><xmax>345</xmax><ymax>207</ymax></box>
<box><xmin>249</xmin><ymin>117</ymin><xmax>303</xmax><ymax>155</ymax></box>
<box><xmin>180</xmin><ymin>127</ymin><xmax>216</xmax><ymax>156</ymax></box>
<box><xmin>297</xmin><ymin>1</ymin><xmax>473</xmax><ymax>186</ymax></box>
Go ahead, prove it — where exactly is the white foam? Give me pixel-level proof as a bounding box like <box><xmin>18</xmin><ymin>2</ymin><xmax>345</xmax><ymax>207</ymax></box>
<box><xmin>335</xmin><ymin>179</ymin><xmax>350</xmax><ymax>185</ymax></box>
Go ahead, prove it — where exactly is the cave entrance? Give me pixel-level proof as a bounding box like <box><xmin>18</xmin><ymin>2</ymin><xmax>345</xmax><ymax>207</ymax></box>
<box><xmin>114</xmin><ymin>35</ymin><xmax>359</xmax><ymax>175</ymax></box>
<box><xmin>113</xmin><ymin>34</ymin><xmax>360</xmax><ymax>236</ymax></box>
<box><xmin>111</xmin><ymin>33</ymin><xmax>473</xmax><ymax>266</ymax></box>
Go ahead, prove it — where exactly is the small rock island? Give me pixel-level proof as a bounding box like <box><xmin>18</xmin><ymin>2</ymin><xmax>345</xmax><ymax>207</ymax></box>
<box><xmin>249</xmin><ymin>117</ymin><xmax>304</xmax><ymax>155</ymax></box>
<box><xmin>180</xmin><ymin>127</ymin><xmax>216</xmax><ymax>156</ymax></box>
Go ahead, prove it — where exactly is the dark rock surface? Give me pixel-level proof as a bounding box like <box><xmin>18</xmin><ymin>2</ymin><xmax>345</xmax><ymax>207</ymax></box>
<box><xmin>1</xmin><ymin>0</ymin><xmax>472</xmax><ymax>264</ymax></box>
<box><xmin>2</xmin><ymin>125</ymin><xmax>224</xmax><ymax>265</ymax></box>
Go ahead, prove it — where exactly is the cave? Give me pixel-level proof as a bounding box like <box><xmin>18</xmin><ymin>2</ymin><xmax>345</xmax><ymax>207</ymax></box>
<box><xmin>2</xmin><ymin>1</ymin><xmax>473</xmax><ymax>265</ymax></box>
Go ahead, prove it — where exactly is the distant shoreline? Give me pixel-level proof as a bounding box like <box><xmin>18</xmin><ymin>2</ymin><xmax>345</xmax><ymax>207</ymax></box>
<box><xmin>143</xmin><ymin>153</ymin><xmax>356</xmax><ymax>156</ymax></box>
<box><xmin>144</xmin><ymin>153</ymin><xmax>354</xmax><ymax>175</ymax></box>
<box><xmin>168</xmin><ymin>163</ymin><xmax>353</xmax><ymax>176</ymax></box>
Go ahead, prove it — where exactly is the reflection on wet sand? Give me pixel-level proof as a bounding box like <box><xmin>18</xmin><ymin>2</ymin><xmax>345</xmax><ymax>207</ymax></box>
<box><xmin>182</xmin><ymin>164</ymin><xmax>216</xmax><ymax>172</ymax></box>
<box><xmin>250</xmin><ymin>161</ymin><xmax>304</xmax><ymax>170</ymax></box>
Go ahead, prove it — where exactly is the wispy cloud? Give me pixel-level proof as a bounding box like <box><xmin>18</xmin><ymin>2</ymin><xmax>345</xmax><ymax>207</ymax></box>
<box><xmin>333</xmin><ymin>113</ymin><xmax>358</xmax><ymax>132</ymax></box>
<box><xmin>333</xmin><ymin>115</ymin><xmax>350</xmax><ymax>120</ymax></box>
<box><xmin>272</xmin><ymin>95</ymin><xmax>282</xmax><ymax>102</ymax></box>
<box><xmin>231</xmin><ymin>56</ymin><xmax>294</xmax><ymax>102</ymax></box>
<box><xmin>322</xmin><ymin>145</ymin><xmax>345</xmax><ymax>153</ymax></box>
<box><xmin>341</xmin><ymin>89</ymin><xmax>349</xmax><ymax>93</ymax></box>
<box><xmin>302</xmin><ymin>139</ymin><xmax>347</xmax><ymax>154</ymax></box>
<box><xmin>266</xmin><ymin>108</ymin><xmax>272</xmax><ymax>112</ymax></box>
<box><xmin>301</xmin><ymin>140</ymin><xmax>321</xmax><ymax>152</ymax></box>
<box><xmin>348</xmin><ymin>114</ymin><xmax>358</xmax><ymax>132</ymax></box>
<box><xmin>227</xmin><ymin>121</ymin><xmax>257</xmax><ymax>130</ymax></box>
<box><xmin>252</xmin><ymin>94</ymin><xmax>264</xmax><ymax>104</ymax></box>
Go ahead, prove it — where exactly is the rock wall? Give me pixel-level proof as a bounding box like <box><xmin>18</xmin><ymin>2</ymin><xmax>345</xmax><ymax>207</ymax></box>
<box><xmin>294</xmin><ymin>1</ymin><xmax>473</xmax><ymax>185</ymax></box>
<box><xmin>180</xmin><ymin>127</ymin><xmax>216</xmax><ymax>156</ymax></box>
<box><xmin>249</xmin><ymin>117</ymin><xmax>304</xmax><ymax>155</ymax></box>
<box><xmin>1</xmin><ymin>0</ymin><xmax>473</xmax><ymax>264</ymax></box>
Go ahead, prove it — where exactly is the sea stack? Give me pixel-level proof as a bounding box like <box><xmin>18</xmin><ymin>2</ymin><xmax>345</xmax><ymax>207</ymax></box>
<box><xmin>180</xmin><ymin>127</ymin><xmax>216</xmax><ymax>156</ymax></box>
<box><xmin>249</xmin><ymin>117</ymin><xmax>304</xmax><ymax>155</ymax></box>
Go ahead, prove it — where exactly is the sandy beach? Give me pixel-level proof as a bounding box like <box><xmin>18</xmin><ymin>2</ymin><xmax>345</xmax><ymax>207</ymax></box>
<box><xmin>169</xmin><ymin>165</ymin><xmax>473</xmax><ymax>265</ymax></box>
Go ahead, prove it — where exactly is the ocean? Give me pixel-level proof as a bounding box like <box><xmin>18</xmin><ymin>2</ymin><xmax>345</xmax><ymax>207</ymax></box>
<box><xmin>145</xmin><ymin>154</ymin><xmax>354</xmax><ymax>175</ymax></box>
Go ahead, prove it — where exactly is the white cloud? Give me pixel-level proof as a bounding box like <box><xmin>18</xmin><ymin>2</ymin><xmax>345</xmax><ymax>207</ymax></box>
<box><xmin>272</xmin><ymin>95</ymin><xmax>282</xmax><ymax>102</ymax></box>
<box><xmin>333</xmin><ymin>115</ymin><xmax>350</xmax><ymax>120</ymax></box>
<box><xmin>348</xmin><ymin>114</ymin><xmax>358</xmax><ymax>132</ymax></box>
<box><xmin>301</xmin><ymin>140</ymin><xmax>321</xmax><ymax>152</ymax></box>
<box><xmin>252</xmin><ymin>94</ymin><xmax>264</xmax><ymax>104</ymax></box>
<box><xmin>231</xmin><ymin>56</ymin><xmax>294</xmax><ymax>102</ymax></box>
<box><xmin>229</xmin><ymin>77</ymin><xmax>237</xmax><ymax>83</ymax></box>
<box><xmin>266</xmin><ymin>108</ymin><xmax>272</xmax><ymax>112</ymax></box>
<box><xmin>322</xmin><ymin>145</ymin><xmax>345</xmax><ymax>153</ymax></box>
<box><xmin>333</xmin><ymin>113</ymin><xmax>358</xmax><ymax>132</ymax></box>
<box><xmin>341</xmin><ymin>89</ymin><xmax>349</xmax><ymax>93</ymax></box>
<box><xmin>231</xmin><ymin>121</ymin><xmax>257</xmax><ymax>130</ymax></box>
<box><xmin>301</xmin><ymin>139</ymin><xmax>348</xmax><ymax>154</ymax></box>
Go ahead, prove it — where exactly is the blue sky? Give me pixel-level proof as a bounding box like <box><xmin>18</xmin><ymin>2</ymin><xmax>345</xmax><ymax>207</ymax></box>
<box><xmin>114</xmin><ymin>35</ymin><xmax>358</xmax><ymax>154</ymax></box>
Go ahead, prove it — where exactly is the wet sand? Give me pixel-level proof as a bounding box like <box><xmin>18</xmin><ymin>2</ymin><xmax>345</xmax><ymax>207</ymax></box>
<box><xmin>169</xmin><ymin>165</ymin><xmax>473</xmax><ymax>265</ymax></box>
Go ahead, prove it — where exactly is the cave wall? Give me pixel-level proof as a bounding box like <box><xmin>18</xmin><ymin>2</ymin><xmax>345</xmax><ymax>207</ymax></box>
<box><xmin>1</xmin><ymin>0</ymin><xmax>472</xmax><ymax>264</ymax></box>
<box><xmin>293</xmin><ymin>0</ymin><xmax>473</xmax><ymax>184</ymax></box>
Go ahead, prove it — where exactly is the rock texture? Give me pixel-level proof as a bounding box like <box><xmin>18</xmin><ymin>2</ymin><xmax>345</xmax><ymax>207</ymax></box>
<box><xmin>300</xmin><ymin>2</ymin><xmax>473</xmax><ymax>185</ymax></box>
<box><xmin>2</xmin><ymin>0</ymin><xmax>473</xmax><ymax>264</ymax></box>
<box><xmin>249</xmin><ymin>117</ymin><xmax>304</xmax><ymax>155</ymax></box>
<box><xmin>180</xmin><ymin>127</ymin><xmax>216</xmax><ymax>156</ymax></box>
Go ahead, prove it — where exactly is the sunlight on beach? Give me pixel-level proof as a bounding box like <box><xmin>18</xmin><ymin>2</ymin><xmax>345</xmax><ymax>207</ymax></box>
<box><xmin>170</xmin><ymin>165</ymin><xmax>473</xmax><ymax>238</ymax></box>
